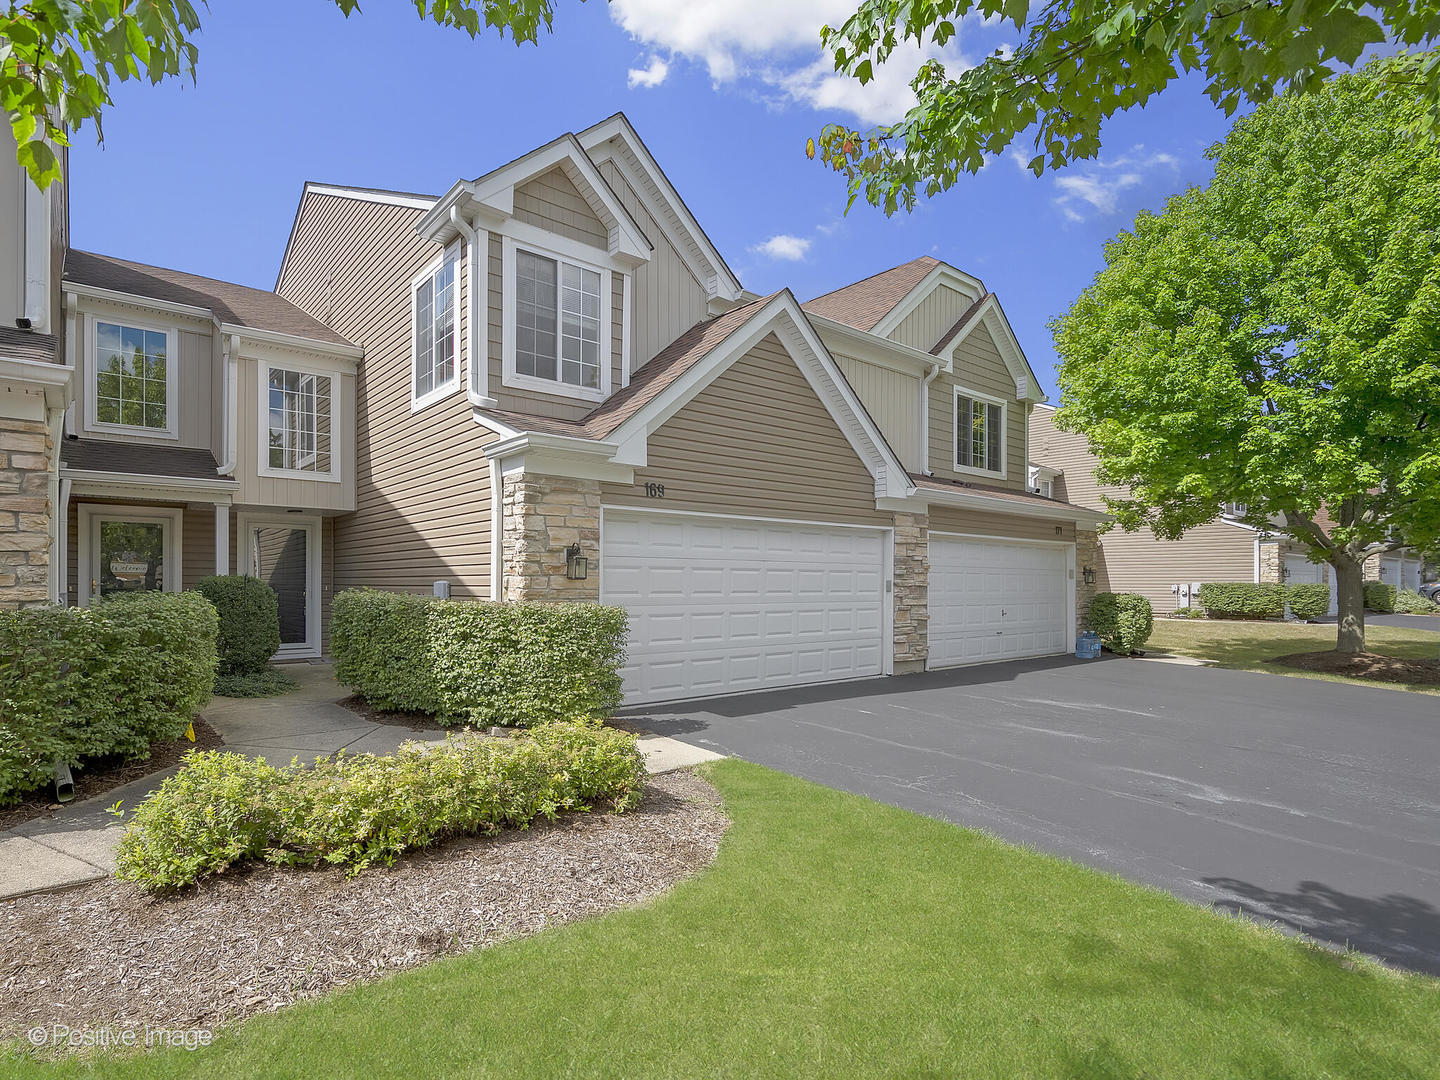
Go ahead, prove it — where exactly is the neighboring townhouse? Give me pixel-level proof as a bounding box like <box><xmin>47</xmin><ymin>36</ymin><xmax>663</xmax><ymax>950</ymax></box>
<box><xmin>2</xmin><ymin>114</ymin><xmax>1111</xmax><ymax>704</ymax></box>
<box><xmin>1030</xmin><ymin>403</ymin><xmax>1427</xmax><ymax>615</ymax></box>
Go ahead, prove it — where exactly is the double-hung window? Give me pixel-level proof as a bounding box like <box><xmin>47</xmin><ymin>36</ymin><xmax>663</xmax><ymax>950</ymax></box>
<box><xmin>265</xmin><ymin>365</ymin><xmax>334</xmax><ymax>478</ymax></box>
<box><xmin>412</xmin><ymin>256</ymin><xmax>458</xmax><ymax>408</ymax></box>
<box><xmin>955</xmin><ymin>390</ymin><xmax>1004</xmax><ymax>474</ymax></box>
<box><xmin>511</xmin><ymin>246</ymin><xmax>604</xmax><ymax>395</ymax></box>
<box><xmin>90</xmin><ymin>319</ymin><xmax>177</xmax><ymax>437</ymax></box>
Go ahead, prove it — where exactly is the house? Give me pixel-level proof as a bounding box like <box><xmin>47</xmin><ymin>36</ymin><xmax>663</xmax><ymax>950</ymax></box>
<box><xmin>1</xmin><ymin>116</ymin><xmax>1110</xmax><ymax>704</ymax></box>
<box><xmin>1029</xmin><ymin>403</ymin><xmax>1427</xmax><ymax>615</ymax></box>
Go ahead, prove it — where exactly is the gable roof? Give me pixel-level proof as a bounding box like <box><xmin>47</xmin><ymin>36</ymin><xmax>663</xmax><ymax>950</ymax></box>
<box><xmin>802</xmin><ymin>256</ymin><xmax>940</xmax><ymax>332</ymax></box>
<box><xmin>65</xmin><ymin>249</ymin><xmax>354</xmax><ymax>347</ymax></box>
<box><xmin>930</xmin><ymin>292</ymin><xmax>992</xmax><ymax>355</ymax></box>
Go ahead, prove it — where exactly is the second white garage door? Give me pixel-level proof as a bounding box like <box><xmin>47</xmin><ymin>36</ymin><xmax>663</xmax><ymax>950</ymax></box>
<box><xmin>601</xmin><ymin>509</ymin><xmax>887</xmax><ymax>704</ymax></box>
<box><xmin>928</xmin><ymin>535</ymin><xmax>1071</xmax><ymax>668</ymax></box>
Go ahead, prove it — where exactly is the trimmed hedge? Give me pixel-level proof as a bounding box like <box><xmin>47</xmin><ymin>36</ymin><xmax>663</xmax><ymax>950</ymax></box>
<box><xmin>0</xmin><ymin>592</ymin><xmax>218</xmax><ymax>805</ymax></box>
<box><xmin>114</xmin><ymin>722</ymin><xmax>646</xmax><ymax>890</ymax></box>
<box><xmin>1088</xmin><ymin>592</ymin><xmax>1153</xmax><ymax>655</ymax></box>
<box><xmin>331</xmin><ymin>590</ymin><xmax>628</xmax><ymax>726</ymax></box>
<box><xmin>195</xmin><ymin>575</ymin><xmax>281</xmax><ymax>675</ymax></box>
<box><xmin>1286</xmin><ymin>583</ymin><xmax>1331</xmax><ymax>621</ymax></box>
<box><xmin>1363</xmin><ymin>583</ymin><xmax>1397</xmax><ymax>613</ymax></box>
<box><xmin>1394</xmin><ymin>588</ymin><xmax>1440</xmax><ymax>615</ymax></box>
<box><xmin>1198</xmin><ymin>582</ymin><xmax>1286</xmax><ymax>619</ymax></box>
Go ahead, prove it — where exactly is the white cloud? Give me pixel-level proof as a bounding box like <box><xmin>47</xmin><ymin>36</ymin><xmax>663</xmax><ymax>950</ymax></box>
<box><xmin>751</xmin><ymin>234</ymin><xmax>812</xmax><ymax>261</ymax></box>
<box><xmin>608</xmin><ymin>0</ymin><xmax>977</xmax><ymax>125</ymax></box>
<box><xmin>626</xmin><ymin>55</ymin><xmax>670</xmax><ymax>89</ymax></box>
<box><xmin>1049</xmin><ymin>147</ymin><xmax>1181</xmax><ymax>223</ymax></box>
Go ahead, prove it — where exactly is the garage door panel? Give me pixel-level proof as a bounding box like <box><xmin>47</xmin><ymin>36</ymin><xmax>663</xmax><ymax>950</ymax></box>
<box><xmin>930</xmin><ymin>536</ymin><xmax>1070</xmax><ymax>669</ymax></box>
<box><xmin>604</xmin><ymin>510</ymin><xmax>887</xmax><ymax>703</ymax></box>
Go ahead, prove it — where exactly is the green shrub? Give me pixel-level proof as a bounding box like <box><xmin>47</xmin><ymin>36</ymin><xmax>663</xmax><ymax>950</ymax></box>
<box><xmin>1088</xmin><ymin>592</ymin><xmax>1154</xmax><ymax>654</ymax></box>
<box><xmin>1286</xmin><ymin>583</ymin><xmax>1331</xmax><ymax>621</ymax></box>
<box><xmin>114</xmin><ymin>722</ymin><xmax>646</xmax><ymax>890</ymax></box>
<box><xmin>0</xmin><ymin>593</ymin><xmax>217</xmax><ymax>805</ymax></box>
<box><xmin>1363</xmin><ymin>582</ymin><xmax>1397</xmax><ymax>613</ymax></box>
<box><xmin>330</xmin><ymin>590</ymin><xmax>629</xmax><ymax>726</ymax></box>
<box><xmin>214</xmin><ymin>667</ymin><xmax>300</xmax><ymax>698</ymax></box>
<box><xmin>195</xmin><ymin>575</ymin><xmax>280</xmax><ymax>675</ymax></box>
<box><xmin>1198</xmin><ymin>582</ymin><xmax>1286</xmax><ymax>619</ymax></box>
<box><xmin>1170</xmin><ymin>606</ymin><xmax>1207</xmax><ymax>619</ymax></box>
<box><xmin>1393</xmin><ymin>588</ymin><xmax>1439</xmax><ymax>615</ymax></box>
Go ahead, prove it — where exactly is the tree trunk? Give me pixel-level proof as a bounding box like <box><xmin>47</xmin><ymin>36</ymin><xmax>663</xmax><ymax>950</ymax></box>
<box><xmin>1333</xmin><ymin>556</ymin><xmax>1366</xmax><ymax>655</ymax></box>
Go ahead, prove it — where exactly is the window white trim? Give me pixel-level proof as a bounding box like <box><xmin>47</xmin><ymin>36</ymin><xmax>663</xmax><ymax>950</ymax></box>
<box><xmin>410</xmin><ymin>249</ymin><xmax>461</xmax><ymax>412</ymax></box>
<box><xmin>501</xmin><ymin>234</ymin><xmax>612</xmax><ymax>403</ymax></box>
<box><xmin>257</xmin><ymin>359</ymin><xmax>342</xmax><ymax>483</ymax></box>
<box><xmin>77</xmin><ymin>504</ymin><xmax>183</xmax><ymax>606</ymax></box>
<box><xmin>951</xmin><ymin>383</ymin><xmax>1007</xmax><ymax>479</ymax></box>
<box><xmin>84</xmin><ymin>313</ymin><xmax>180</xmax><ymax>440</ymax></box>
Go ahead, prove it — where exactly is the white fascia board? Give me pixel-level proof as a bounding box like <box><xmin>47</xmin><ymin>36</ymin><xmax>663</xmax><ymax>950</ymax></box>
<box><xmin>806</xmin><ymin>312</ymin><xmax>941</xmax><ymax>375</ymax></box>
<box><xmin>481</xmin><ymin>430</ymin><xmax>633</xmax><ymax>484</ymax></box>
<box><xmin>920</xmin><ymin>484</ymin><xmax>1111</xmax><ymax>526</ymax></box>
<box><xmin>482</xmin><ymin>430</ymin><xmax>620</xmax><ymax>462</ymax></box>
<box><xmin>0</xmin><ymin>358</ymin><xmax>73</xmax><ymax>409</ymax></box>
<box><xmin>942</xmin><ymin>295</ymin><xmax>1045</xmax><ymax>402</ymax></box>
<box><xmin>471</xmin><ymin>410</ymin><xmax>524</xmax><ymax>440</ymax></box>
<box><xmin>64</xmin><ymin>281</ymin><xmax>214</xmax><ymax>323</ymax></box>
<box><xmin>869</xmin><ymin>263</ymin><xmax>987</xmax><ymax>340</ymax></box>
<box><xmin>302</xmin><ymin>183</ymin><xmax>435</xmax><ymax>211</ymax></box>
<box><xmin>62</xmin><ymin>468</ymin><xmax>239</xmax><ymax>497</ymax></box>
<box><xmin>222</xmin><ymin>323</ymin><xmax>362</xmax><ymax>365</ymax></box>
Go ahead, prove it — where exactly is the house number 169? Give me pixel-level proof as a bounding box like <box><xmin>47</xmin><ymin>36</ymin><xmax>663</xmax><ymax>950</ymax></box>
<box><xmin>643</xmin><ymin>482</ymin><xmax>665</xmax><ymax>499</ymax></box>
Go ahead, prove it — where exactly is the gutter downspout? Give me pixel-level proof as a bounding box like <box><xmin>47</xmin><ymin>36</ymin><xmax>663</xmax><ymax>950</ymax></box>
<box><xmin>489</xmin><ymin>457</ymin><xmax>504</xmax><ymax>601</ymax></box>
<box><xmin>217</xmin><ymin>332</ymin><xmax>239</xmax><ymax>476</ymax></box>
<box><xmin>920</xmin><ymin>359</ymin><xmax>941</xmax><ymax>476</ymax></box>
<box><xmin>450</xmin><ymin>207</ymin><xmax>496</xmax><ymax>408</ymax></box>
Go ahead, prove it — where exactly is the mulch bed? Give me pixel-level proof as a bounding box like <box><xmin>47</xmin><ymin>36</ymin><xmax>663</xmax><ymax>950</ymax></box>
<box><xmin>0</xmin><ymin>718</ymin><xmax>225</xmax><ymax>832</ymax></box>
<box><xmin>0</xmin><ymin>770</ymin><xmax>727</xmax><ymax>1050</ymax></box>
<box><xmin>1271</xmin><ymin>650</ymin><xmax>1440</xmax><ymax>686</ymax></box>
<box><xmin>336</xmin><ymin>694</ymin><xmax>448</xmax><ymax>732</ymax></box>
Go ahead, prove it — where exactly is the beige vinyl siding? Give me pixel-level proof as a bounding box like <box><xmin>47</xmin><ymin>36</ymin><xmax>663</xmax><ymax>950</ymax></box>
<box><xmin>277</xmin><ymin>192</ymin><xmax>496</xmax><ymax>599</ymax></box>
<box><xmin>601</xmin><ymin>333</ymin><xmax>888</xmax><ymax>525</ymax></box>
<box><xmin>929</xmin><ymin>504</ymin><xmax>1076</xmax><ymax>544</ymax></box>
<box><xmin>234</xmin><ymin>354</ymin><xmax>355</xmax><ymax>511</ymax></box>
<box><xmin>597</xmin><ymin>158</ymin><xmax>708</xmax><ymax>369</ymax></box>
<box><xmin>833</xmin><ymin>352</ymin><xmax>923</xmax><ymax>471</ymax></box>
<box><xmin>513</xmin><ymin>167</ymin><xmax>607</xmax><ymax>250</ymax></box>
<box><xmin>73</xmin><ymin>298</ymin><xmax>215</xmax><ymax>450</ymax></box>
<box><xmin>1030</xmin><ymin>406</ymin><xmax>1257</xmax><ymax>611</ymax></box>
<box><xmin>889</xmin><ymin>285</ymin><xmax>977</xmax><ymax>352</ymax></box>
<box><xmin>928</xmin><ymin>323</ymin><xmax>1026</xmax><ymax>490</ymax></box>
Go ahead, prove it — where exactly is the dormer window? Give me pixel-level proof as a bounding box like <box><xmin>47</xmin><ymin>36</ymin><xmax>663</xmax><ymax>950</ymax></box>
<box><xmin>88</xmin><ymin>318</ymin><xmax>178</xmax><ymax>439</ymax></box>
<box><xmin>411</xmin><ymin>253</ymin><xmax>459</xmax><ymax>410</ymax></box>
<box><xmin>502</xmin><ymin>236</ymin><xmax>611</xmax><ymax>402</ymax></box>
<box><xmin>954</xmin><ymin>386</ymin><xmax>1004</xmax><ymax>476</ymax></box>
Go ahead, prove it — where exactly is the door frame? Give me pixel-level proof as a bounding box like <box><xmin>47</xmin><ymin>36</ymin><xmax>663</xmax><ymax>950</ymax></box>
<box><xmin>77</xmin><ymin>503</ymin><xmax>184</xmax><ymax>606</ymax></box>
<box><xmin>926</xmin><ymin>530</ymin><xmax>1077</xmax><ymax>669</ymax></box>
<box><xmin>237</xmin><ymin>512</ymin><xmax>322</xmax><ymax>659</ymax></box>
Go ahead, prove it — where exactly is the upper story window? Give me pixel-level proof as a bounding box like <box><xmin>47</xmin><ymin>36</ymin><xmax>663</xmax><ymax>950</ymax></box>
<box><xmin>263</xmin><ymin>364</ymin><xmax>336</xmax><ymax>480</ymax></box>
<box><xmin>412</xmin><ymin>255</ymin><xmax>458</xmax><ymax>409</ymax></box>
<box><xmin>1221</xmin><ymin>501</ymin><xmax>1248</xmax><ymax>518</ymax></box>
<box><xmin>502</xmin><ymin>236</ymin><xmax>610</xmax><ymax>403</ymax></box>
<box><xmin>954</xmin><ymin>387</ymin><xmax>1004</xmax><ymax>476</ymax></box>
<box><xmin>89</xmin><ymin>318</ymin><xmax>178</xmax><ymax>438</ymax></box>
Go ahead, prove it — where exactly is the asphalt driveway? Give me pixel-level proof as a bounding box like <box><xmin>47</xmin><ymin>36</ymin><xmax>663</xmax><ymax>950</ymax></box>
<box><xmin>622</xmin><ymin>656</ymin><xmax>1440</xmax><ymax>974</ymax></box>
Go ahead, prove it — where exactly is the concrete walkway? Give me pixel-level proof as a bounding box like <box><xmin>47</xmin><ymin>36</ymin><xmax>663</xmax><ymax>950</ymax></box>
<box><xmin>0</xmin><ymin>662</ymin><xmax>719</xmax><ymax>901</ymax></box>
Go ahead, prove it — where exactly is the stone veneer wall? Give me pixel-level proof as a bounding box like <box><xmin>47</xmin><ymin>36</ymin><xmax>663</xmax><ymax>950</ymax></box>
<box><xmin>500</xmin><ymin>473</ymin><xmax>601</xmax><ymax>602</ymax></box>
<box><xmin>892</xmin><ymin>512</ymin><xmax>928</xmax><ymax>674</ymax></box>
<box><xmin>0</xmin><ymin>416</ymin><xmax>52</xmax><ymax>608</ymax></box>
<box><xmin>1075</xmin><ymin>528</ymin><xmax>1099</xmax><ymax>634</ymax></box>
<box><xmin>1258</xmin><ymin>540</ymin><xmax>1282</xmax><ymax>584</ymax></box>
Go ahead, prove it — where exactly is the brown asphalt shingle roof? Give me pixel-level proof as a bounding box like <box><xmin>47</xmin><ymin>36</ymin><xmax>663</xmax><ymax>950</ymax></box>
<box><xmin>64</xmin><ymin>250</ymin><xmax>354</xmax><ymax>347</ymax></box>
<box><xmin>61</xmin><ymin>438</ymin><xmax>231</xmax><ymax>481</ymax></box>
<box><xmin>479</xmin><ymin>295</ymin><xmax>776</xmax><ymax>440</ymax></box>
<box><xmin>801</xmin><ymin>256</ymin><xmax>939</xmax><ymax>332</ymax></box>
<box><xmin>0</xmin><ymin>326</ymin><xmax>58</xmax><ymax>364</ymax></box>
<box><xmin>929</xmin><ymin>292</ymin><xmax>991</xmax><ymax>355</ymax></box>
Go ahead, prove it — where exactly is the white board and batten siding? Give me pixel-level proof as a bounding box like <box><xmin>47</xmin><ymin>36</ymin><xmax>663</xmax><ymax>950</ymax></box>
<box><xmin>602</xmin><ymin>509</ymin><xmax>890</xmax><ymax>705</ymax></box>
<box><xmin>928</xmin><ymin>534</ymin><xmax>1073</xmax><ymax>668</ymax></box>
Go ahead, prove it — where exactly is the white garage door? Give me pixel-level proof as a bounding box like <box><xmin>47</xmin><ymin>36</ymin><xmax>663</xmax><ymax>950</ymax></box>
<box><xmin>928</xmin><ymin>536</ymin><xmax>1070</xmax><ymax>668</ymax></box>
<box><xmin>602</xmin><ymin>510</ymin><xmax>887</xmax><ymax>704</ymax></box>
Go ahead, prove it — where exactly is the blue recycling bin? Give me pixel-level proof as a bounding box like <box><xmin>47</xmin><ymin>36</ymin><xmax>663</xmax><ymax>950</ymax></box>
<box><xmin>1075</xmin><ymin>631</ymin><xmax>1102</xmax><ymax>659</ymax></box>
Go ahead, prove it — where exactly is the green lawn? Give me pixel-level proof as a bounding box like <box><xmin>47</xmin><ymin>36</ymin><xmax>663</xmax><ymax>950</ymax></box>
<box><xmin>12</xmin><ymin>761</ymin><xmax>1440</xmax><ymax>1080</ymax></box>
<box><xmin>1148</xmin><ymin>618</ymin><xmax>1440</xmax><ymax>693</ymax></box>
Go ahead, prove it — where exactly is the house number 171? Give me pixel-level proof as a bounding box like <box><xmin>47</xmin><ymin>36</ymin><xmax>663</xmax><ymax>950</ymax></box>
<box><xmin>643</xmin><ymin>482</ymin><xmax>665</xmax><ymax>498</ymax></box>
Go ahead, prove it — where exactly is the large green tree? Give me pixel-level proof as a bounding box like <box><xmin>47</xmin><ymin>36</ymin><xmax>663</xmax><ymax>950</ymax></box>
<box><xmin>1050</xmin><ymin>63</ymin><xmax>1440</xmax><ymax>654</ymax></box>
<box><xmin>813</xmin><ymin>0</ymin><xmax>1440</xmax><ymax>212</ymax></box>
<box><xmin>2</xmin><ymin>0</ymin><xmax>562</xmax><ymax>189</ymax></box>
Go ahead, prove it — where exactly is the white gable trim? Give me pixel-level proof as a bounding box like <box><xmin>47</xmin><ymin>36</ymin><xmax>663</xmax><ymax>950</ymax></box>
<box><xmin>869</xmin><ymin>263</ymin><xmax>985</xmax><ymax>340</ymax></box>
<box><xmin>579</xmin><ymin>114</ymin><xmax>743</xmax><ymax>302</ymax></box>
<box><xmin>606</xmin><ymin>292</ymin><xmax>912</xmax><ymax>501</ymax></box>
<box><xmin>939</xmin><ymin>294</ymin><xmax>1044</xmax><ymax>402</ymax></box>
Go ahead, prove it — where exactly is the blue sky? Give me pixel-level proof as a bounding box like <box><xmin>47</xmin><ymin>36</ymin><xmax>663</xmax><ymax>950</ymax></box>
<box><xmin>70</xmin><ymin>0</ymin><xmax>1241</xmax><ymax>397</ymax></box>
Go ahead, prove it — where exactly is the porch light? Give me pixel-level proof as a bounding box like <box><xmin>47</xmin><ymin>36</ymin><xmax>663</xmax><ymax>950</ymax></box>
<box><xmin>565</xmin><ymin>544</ymin><xmax>588</xmax><ymax>581</ymax></box>
<box><xmin>1082</xmin><ymin>566</ymin><xmax>1097</xmax><ymax>586</ymax></box>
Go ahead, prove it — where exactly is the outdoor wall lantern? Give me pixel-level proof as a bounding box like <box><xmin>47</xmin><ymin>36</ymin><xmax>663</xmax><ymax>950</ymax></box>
<box><xmin>1082</xmin><ymin>566</ymin><xmax>1097</xmax><ymax>586</ymax></box>
<box><xmin>565</xmin><ymin>544</ymin><xmax>588</xmax><ymax>581</ymax></box>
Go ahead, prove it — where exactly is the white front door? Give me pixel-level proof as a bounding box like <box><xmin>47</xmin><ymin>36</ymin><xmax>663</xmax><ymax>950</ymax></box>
<box><xmin>601</xmin><ymin>508</ymin><xmax>888</xmax><ymax>704</ymax></box>
<box><xmin>78</xmin><ymin>504</ymin><xmax>183</xmax><ymax>605</ymax></box>
<box><xmin>240</xmin><ymin>515</ymin><xmax>321</xmax><ymax>658</ymax></box>
<box><xmin>928</xmin><ymin>535</ymin><xmax>1072</xmax><ymax>668</ymax></box>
